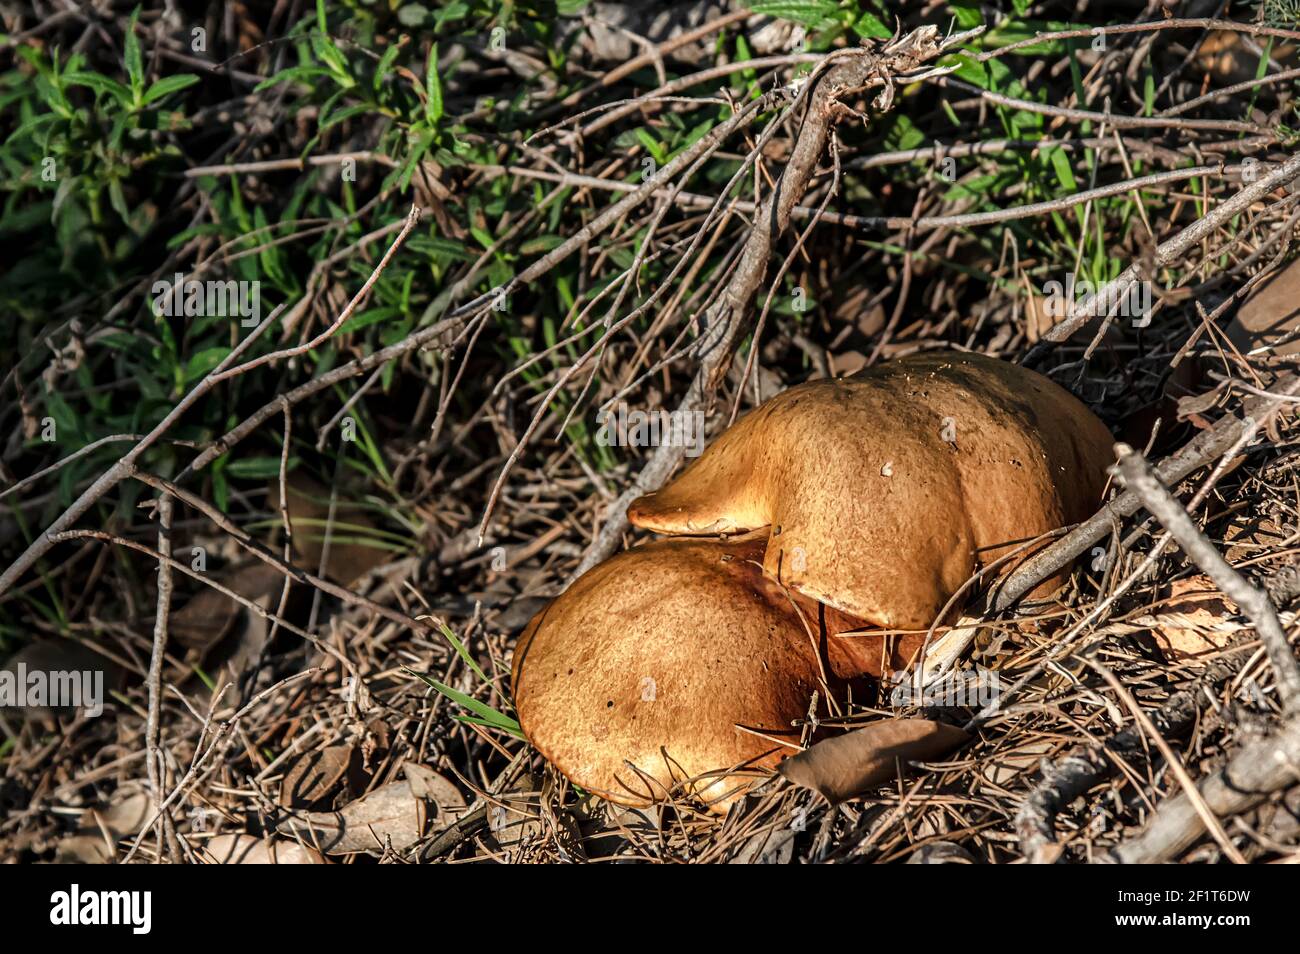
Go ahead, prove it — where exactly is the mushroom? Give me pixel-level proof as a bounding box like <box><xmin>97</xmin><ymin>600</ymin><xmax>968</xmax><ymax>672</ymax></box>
<box><xmin>627</xmin><ymin>351</ymin><xmax>1113</xmax><ymax>629</ymax></box>
<box><xmin>512</xmin><ymin>532</ymin><xmax>918</xmax><ymax>808</ymax></box>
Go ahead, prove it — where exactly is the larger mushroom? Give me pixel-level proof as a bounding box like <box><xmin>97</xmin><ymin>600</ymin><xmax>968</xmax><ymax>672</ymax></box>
<box><xmin>627</xmin><ymin>350</ymin><xmax>1113</xmax><ymax>629</ymax></box>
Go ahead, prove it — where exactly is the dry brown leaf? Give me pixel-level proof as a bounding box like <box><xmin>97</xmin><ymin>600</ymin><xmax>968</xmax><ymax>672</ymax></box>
<box><xmin>857</xmin><ymin>302</ymin><xmax>887</xmax><ymax>338</ymax></box>
<box><xmin>1140</xmin><ymin>576</ymin><xmax>1241</xmax><ymax>661</ymax></box>
<box><xmin>0</xmin><ymin>639</ymin><xmax>121</xmax><ymax>721</ymax></box>
<box><xmin>402</xmin><ymin>762</ymin><xmax>467</xmax><ymax>815</ymax></box>
<box><xmin>201</xmin><ymin>833</ymin><xmax>325</xmax><ymax>864</ymax></box>
<box><xmin>980</xmin><ymin>738</ymin><xmax>1058</xmax><ymax>787</ymax></box>
<box><xmin>288</xmin><ymin>764</ymin><xmax>463</xmax><ymax>855</ymax></box>
<box><xmin>905</xmin><ymin>841</ymin><xmax>978</xmax><ymax>864</ymax></box>
<box><xmin>488</xmin><ymin>795</ymin><xmax>543</xmax><ymax>851</ymax></box>
<box><xmin>1226</xmin><ymin>255</ymin><xmax>1300</xmax><ymax>357</ymax></box>
<box><xmin>829</xmin><ymin>349</ymin><xmax>868</xmax><ymax>377</ymax></box>
<box><xmin>293</xmin><ymin>780</ymin><xmax>424</xmax><ymax>854</ymax></box>
<box><xmin>1195</xmin><ymin>31</ymin><xmax>1295</xmax><ymax>83</ymax></box>
<box><xmin>54</xmin><ymin>788</ymin><xmax>152</xmax><ymax>863</ymax></box>
<box><xmin>169</xmin><ymin>561</ymin><xmax>284</xmax><ymax>652</ymax></box>
<box><xmin>271</xmin><ymin>475</ymin><xmax>396</xmax><ymax>585</ymax></box>
<box><xmin>279</xmin><ymin>744</ymin><xmax>359</xmax><ymax>809</ymax></box>
<box><xmin>778</xmin><ymin>719</ymin><xmax>969</xmax><ymax>803</ymax></box>
<box><xmin>1024</xmin><ymin>289</ymin><xmax>1053</xmax><ymax>343</ymax></box>
<box><xmin>729</xmin><ymin>826</ymin><xmax>797</xmax><ymax>864</ymax></box>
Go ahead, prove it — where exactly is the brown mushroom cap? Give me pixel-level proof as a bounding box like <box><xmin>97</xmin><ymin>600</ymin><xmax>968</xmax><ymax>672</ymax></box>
<box><xmin>627</xmin><ymin>351</ymin><xmax>1113</xmax><ymax>629</ymax></box>
<box><xmin>511</xmin><ymin>533</ymin><xmax>916</xmax><ymax>809</ymax></box>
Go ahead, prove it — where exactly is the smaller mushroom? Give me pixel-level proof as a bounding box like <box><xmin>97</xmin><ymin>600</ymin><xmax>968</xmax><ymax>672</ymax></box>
<box><xmin>512</xmin><ymin>533</ymin><xmax>918</xmax><ymax>809</ymax></box>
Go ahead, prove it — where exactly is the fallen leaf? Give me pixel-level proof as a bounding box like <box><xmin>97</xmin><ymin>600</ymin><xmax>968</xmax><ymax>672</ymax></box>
<box><xmin>200</xmin><ymin>833</ymin><xmax>325</xmax><ymax>864</ymax></box>
<box><xmin>829</xmin><ymin>350</ymin><xmax>868</xmax><ymax>377</ymax></box>
<box><xmin>279</xmin><ymin>745</ymin><xmax>359</xmax><ymax>809</ymax></box>
<box><xmin>1197</xmin><ymin>31</ymin><xmax>1253</xmax><ymax>81</ymax></box>
<box><xmin>729</xmin><ymin>826</ymin><xmax>797</xmax><ymax>864</ymax></box>
<box><xmin>857</xmin><ymin>302</ymin><xmax>887</xmax><ymax>339</ymax></box>
<box><xmin>778</xmin><ymin>719</ymin><xmax>969</xmax><ymax>803</ymax></box>
<box><xmin>169</xmin><ymin>561</ymin><xmax>285</xmax><ymax>652</ymax></box>
<box><xmin>401</xmin><ymin>762</ymin><xmax>467</xmax><ymax>816</ymax></box>
<box><xmin>1227</xmin><ymin>256</ymin><xmax>1300</xmax><ymax>357</ymax></box>
<box><xmin>980</xmin><ymin>738</ymin><xmax>1058</xmax><ymax>788</ymax></box>
<box><xmin>905</xmin><ymin>841</ymin><xmax>978</xmax><ymax>864</ymax></box>
<box><xmin>1195</xmin><ymin>31</ymin><xmax>1295</xmax><ymax>83</ymax></box>
<box><xmin>291</xmin><ymin>779</ymin><xmax>425</xmax><ymax>854</ymax></box>
<box><xmin>0</xmin><ymin>639</ymin><xmax>121</xmax><ymax>721</ymax></box>
<box><xmin>487</xmin><ymin>775</ymin><xmax>543</xmax><ymax>852</ymax></box>
<box><xmin>1024</xmin><ymin>289</ymin><xmax>1054</xmax><ymax>343</ymax></box>
<box><xmin>1139</xmin><ymin>576</ymin><xmax>1241</xmax><ymax>661</ymax></box>
<box><xmin>54</xmin><ymin>788</ymin><xmax>152</xmax><ymax>863</ymax></box>
<box><xmin>287</xmin><ymin>763</ymin><xmax>462</xmax><ymax>855</ymax></box>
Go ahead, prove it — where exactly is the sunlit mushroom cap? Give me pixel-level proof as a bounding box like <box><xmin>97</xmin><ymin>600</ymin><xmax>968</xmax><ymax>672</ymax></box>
<box><xmin>511</xmin><ymin>533</ymin><xmax>904</xmax><ymax>809</ymax></box>
<box><xmin>627</xmin><ymin>351</ymin><xmax>1113</xmax><ymax>629</ymax></box>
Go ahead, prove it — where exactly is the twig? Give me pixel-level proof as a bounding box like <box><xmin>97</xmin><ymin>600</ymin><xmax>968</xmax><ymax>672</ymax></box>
<box><xmin>0</xmin><ymin>203</ymin><xmax>420</xmax><ymax>600</ymax></box>
<box><xmin>1114</xmin><ymin>443</ymin><xmax>1300</xmax><ymax>713</ymax></box>
<box><xmin>184</xmin><ymin>151</ymin><xmax>385</xmax><ymax>177</ymax></box>
<box><xmin>1089</xmin><ymin>659</ymin><xmax>1247</xmax><ymax>864</ymax></box>
<box><xmin>146</xmin><ymin>494</ymin><xmax>179</xmax><ymax>862</ymax></box>
<box><xmin>214</xmin><ymin>204</ymin><xmax>420</xmax><ymax>380</ymax></box>
<box><xmin>121</xmin><ymin>668</ymin><xmax>320</xmax><ymax>864</ymax></box>
<box><xmin>976</xmin><ymin>18</ymin><xmax>1300</xmax><ymax>62</ymax></box>
<box><xmin>1016</xmin><ymin>662</ymin><xmax>1237</xmax><ymax>864</ymax></box>
<box><xmin>0</xmin><ymin>301</ymin><xmax>286</xmax><ymax>602</ymax></box>
<box><xmin>1104</xmin><ymin>718</ymin><xmax>1300</xmax><ymax>863</ymax></box>
<box><xmin>486</xmin><ymin>161</ymin><xmax>1241</xmax><ymax>232</ymax></box>
<box><xmin>572</xmin><ymin>26</ymin><xmax>975</xmax><ymax>577</ymax></box>
<box><xmin>128</xmin><ymin>468</ymin><xmax>430</xmax><ymax>638</ymax></box>
<box><xmin>1031</xmin><ymin>151</ymin><xmax>1300</xmax><ymax>350</ymax></box>
<box><xmin>934</xmin><ymin>76</ymin><xmax>1269</xmax><ymax>135</ymax></box>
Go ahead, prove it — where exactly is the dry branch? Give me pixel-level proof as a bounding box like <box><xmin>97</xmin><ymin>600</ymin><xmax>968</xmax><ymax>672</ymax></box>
<box><xmin>572</xmin><ymin>26</ymin><xmax>977</xmax><ymax>577</ymax></box>
<box><xmin>1114</xmin><ymin>444</ymin><xmax>1300</xmax><ymax>713</ymax></box>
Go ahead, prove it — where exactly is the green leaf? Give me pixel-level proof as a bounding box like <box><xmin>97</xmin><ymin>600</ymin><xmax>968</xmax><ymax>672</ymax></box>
<box><xmin>125</xmin><ymin>7</ymin><xmax>144</xmax><ymax>105</ymax></box>
<box><xmin>940</xmin><ymin>52</ymin><xmax>988</xmax><ymax>88</ymax></box>
<box><xmin>227</xmin><ymin>456</ymin><xmax>299</xmax><ymax>479</ymax></box>
<box><xmin>340</xmin><ymin>305</ymin><xmax>402</xmax><ymax>334</ymax></box>
<box><xmin>853</xmin><ymin>12</ymin><xmax>893</xmax><ymax>39</ymax></box>
<box><xmin>405</xmin><ymin>668</ymin><xmax>521</xmax><ymax>737</ymax></box>
<box><xmin>254</xmin><ymin>65</ymin><xmax>333</xmax><ymax>92</ymax></box>
<box><xmin>950</xmin><ymin>3</ymin><xmax>984</xmax><ymax>29</ymax></box>
<box><xmin>425</xmin><ymin>43</ymin><xmax>443</xmax><ymax>124</ymax></box>
<box><xmin>437</xmin><ymin>623</ymin><xmax>490</xmax><ymax>684</ymax></box>
<box><xmin>65</xmin><ymin>71</ymin><xmax>133</xmax><ymax>106</ymax></box>
<box><xmin>520</xmin><ymin>235</ymin><xmax>564</xmax><ymax>255</ymax></box>
<box><xmin>374</xmin><ymin>40</ymin><xmax>404</xmax><ymax>93</ymax></box>
<box><xmin>321</xmin><ymin>103</ymin><xmax>374</xmax><ymax>130</ymax></box>
<box><xmin>747</xmin><ymin>0</ymin><xmax>839</xmax><ymax>29</ymax></box>
<box><xmin>1048</xmin><ymin>146</ymin><xmax>1078</xmax><ymax>192</ymax></box>
<box><xmin>184</xmin><ymin>346</ymin><xmax>231</xmax><ymax>383</ymax></box>
<box><xmin>142</xmin><ymin>74</ymin><xmax>199</xmax><ymax>105</ymax></box>
<box><xmin>633</xmin><ymin>127</ymin><xmax>666</xmax><ymax>164</ymax></box>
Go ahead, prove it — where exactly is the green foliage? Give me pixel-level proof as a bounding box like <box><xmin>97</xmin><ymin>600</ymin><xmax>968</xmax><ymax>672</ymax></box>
<box><xmin>0</xmin><ymin>0</ymin><xmax>1197</xmax><ymax>638</ymax></box>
